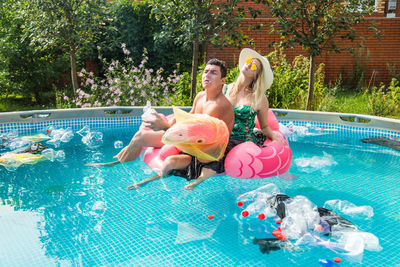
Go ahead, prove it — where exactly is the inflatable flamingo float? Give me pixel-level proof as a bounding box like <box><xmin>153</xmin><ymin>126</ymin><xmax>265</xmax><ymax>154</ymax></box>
<box><xmin>143</xmin><ymin>107</ymin><xmax>292</xmax><ymax>179</ymax></box>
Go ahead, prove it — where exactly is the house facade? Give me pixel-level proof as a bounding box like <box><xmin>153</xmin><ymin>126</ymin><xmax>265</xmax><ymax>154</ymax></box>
<box><xmin>206</xmin><ymin>0</ymin><xmax>400</xmax><ymax>86</ymax></box>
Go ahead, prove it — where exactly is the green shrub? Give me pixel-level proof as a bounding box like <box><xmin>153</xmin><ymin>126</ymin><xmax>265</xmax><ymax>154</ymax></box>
<box><xmin>267</xmin><ymin>49</ymin><xmax>326</xmax><ymax>110</ymax></box>
<box><xmin>367</xmin><ymin>78</ymin><xmax>400</xmax><ymax>117</ymax></box>
<box><xmin>226</xmin><ymin>66</ymin><xmax>239</xmax><ymax>84</ymax></box>
<box><xmin>169</xmin><ymin>71</ymin><xmax>192</xmax><ymax>106</ymax></box>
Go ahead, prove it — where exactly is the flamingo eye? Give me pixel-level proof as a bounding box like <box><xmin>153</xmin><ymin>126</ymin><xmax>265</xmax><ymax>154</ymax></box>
<box><xmin>197</xmin><ymin>139</ymin><xmax>204</xmax><ymax>143</ymax></box>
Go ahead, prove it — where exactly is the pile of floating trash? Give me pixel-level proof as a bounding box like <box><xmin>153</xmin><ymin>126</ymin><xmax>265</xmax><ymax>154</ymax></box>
<box><xmin>0</xmin><ymin>125</ymin><xmax>107</xmax><ymax>170</ymax></box>
<box><xmin>236</xmin><ymin>183</ymin><xmax>381</xmax><ymax>264</ymax></box>
<box><xmin>279</xmin><ymin>122</ymin><xmax>338</xmax><ymax>140</ymax></box>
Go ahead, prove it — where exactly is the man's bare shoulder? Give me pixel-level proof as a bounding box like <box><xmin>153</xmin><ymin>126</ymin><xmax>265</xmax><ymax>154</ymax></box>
<box><xmin>206</xmin><ymin>94</ymin><xmax>234</xmax><ymax>131</ymax></box>
<box><xmin>195</xmin><ymin>91</ymin><xmax>206</xmax><ymax>99</ymax></box>
<box><xmin>216</xmin><ymin>93</ymin><xmax>233</xmax><ymax>108</ymax></box>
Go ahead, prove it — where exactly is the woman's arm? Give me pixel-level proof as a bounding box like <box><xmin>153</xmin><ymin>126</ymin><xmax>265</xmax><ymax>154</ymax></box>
<box><xmin>256</xmin><ymin>96</ymin><xmax>281</xmax><ymax>142</ymax></box>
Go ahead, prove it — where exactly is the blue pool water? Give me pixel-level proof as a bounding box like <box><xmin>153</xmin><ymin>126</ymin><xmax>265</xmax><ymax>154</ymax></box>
<box><xmin>0</xmin><ymin>119</ymin><xmax>399</xmax><ymax>266</ymax></box>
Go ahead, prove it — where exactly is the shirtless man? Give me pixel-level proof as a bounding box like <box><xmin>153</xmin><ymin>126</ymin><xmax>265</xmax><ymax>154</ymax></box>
<box><xmin>125</xmin><ymin>59</ymin><xmax>234</xmax><ymax>190</ymax></box>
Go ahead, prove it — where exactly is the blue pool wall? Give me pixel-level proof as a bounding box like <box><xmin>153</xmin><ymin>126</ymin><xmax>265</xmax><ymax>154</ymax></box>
<box><xmin>0</xmin><ymin>107</ymin><xmax>399</xmax><ymax>138</ymax></box>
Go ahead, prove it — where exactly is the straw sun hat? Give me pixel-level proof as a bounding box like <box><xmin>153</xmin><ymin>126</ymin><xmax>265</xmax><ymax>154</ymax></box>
<box><xmin>239</xmin><ymin>48</ymin><xmax>274</xmax><ymax>89</ymax></box>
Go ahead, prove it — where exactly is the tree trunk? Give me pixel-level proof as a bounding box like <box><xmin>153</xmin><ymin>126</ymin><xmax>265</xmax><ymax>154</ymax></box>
<box><xmin>70</xmin><ymin>42</ymin><xmax>79</xmax><ymax>97</ymax></box>
<box><xmin>190</xmin><ymin>38</ymin><xmax>200</xmax><ymax>101</ymax></box>
<box><xmin>306</xmin><ymin>54</ymin><xmax>315</xmax><ymax>110</ymax></box>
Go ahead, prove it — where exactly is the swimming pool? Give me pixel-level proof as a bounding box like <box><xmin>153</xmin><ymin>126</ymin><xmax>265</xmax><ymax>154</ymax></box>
<box><xmin>0</xmin><ymin>108</ymin><xmax>399</xmax><ymax>266</ymax></box>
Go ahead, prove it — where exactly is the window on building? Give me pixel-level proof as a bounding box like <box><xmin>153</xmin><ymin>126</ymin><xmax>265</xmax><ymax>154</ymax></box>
<box><xmin>347</xmin><ymin>0</ymin><xmax>378</xmax><ymax>12</ymax></box>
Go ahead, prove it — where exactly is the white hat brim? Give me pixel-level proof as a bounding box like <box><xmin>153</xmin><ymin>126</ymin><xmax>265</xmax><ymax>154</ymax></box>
<box><xmin>239</xmin><ymin>48</ymin><xmax>273</xmax><ymax>89</ymax></box>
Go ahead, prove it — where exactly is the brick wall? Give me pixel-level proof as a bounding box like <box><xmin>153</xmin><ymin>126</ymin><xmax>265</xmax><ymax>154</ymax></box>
<box><xmin>207</xmin><ymin>1</ymin><xmax>400</xmax><ymax>86</ymax></box>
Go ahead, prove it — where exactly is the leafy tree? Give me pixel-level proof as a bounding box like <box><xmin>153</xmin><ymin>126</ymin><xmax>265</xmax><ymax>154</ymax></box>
<box><xmin>152</xmin><ymin>0</ymin><xmax>253</xmax><ymax>100</ymax></box>
<box><xmin>259</xmin><ymin>0</ymin><xmax>378</xmax><ymax>110</ymax></box>
<box><xmin>0</xmin><ymin>0</ymin><xmax>67</xmax><ymax>103</ymax></box>
<box><xmin>91</xmin><ymin>0</ymin><xmax>192</xmax><ymax>77</ymax></box>
<box><xmin>26</xmin><ymin>0</ymin><xmax>108</xmax><ymax>94</ymax></box>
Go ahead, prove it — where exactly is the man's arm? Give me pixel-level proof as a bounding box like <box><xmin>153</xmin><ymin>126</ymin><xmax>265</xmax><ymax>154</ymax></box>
<box><xmin>203</xmin><ymin>98</ymin><xmax>234</xmax><ymax>132</ymax></box>
<box><xmin>142</xmin><ymin>113</ymin><xmax>173</xmax><ymax>131</ymax></box>
<box><xmin>189</xmin><ymin>91</ymin><xmax>204</xmax><ymax>114</ymax></box>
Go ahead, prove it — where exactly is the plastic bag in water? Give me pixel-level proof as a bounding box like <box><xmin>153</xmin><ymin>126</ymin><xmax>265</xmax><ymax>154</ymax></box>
<box><xmin>9</xmin><ymin>139</ymin><xmax>31</xmax><ymax>150</ymax></box>
<box><xmin>324</xmin><ymin>199</ymin><xmax>374</xmax><ymax>219</ymax></box>
<box><xmin>237</xmin><ymin>183</ymin><xmax>280</xmax><ymax>202</ymax></box>
<box><xmin>281</xmin><ymin>196</ymin><xmax>320</xmax><ymax>239</ymax></box>
<box><xmin>331</xmin><ymin>230</ymin><xmax>382</xmax><ymax>252</ymax></box>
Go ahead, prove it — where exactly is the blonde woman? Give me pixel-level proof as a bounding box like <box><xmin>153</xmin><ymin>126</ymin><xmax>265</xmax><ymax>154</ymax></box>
<box><xmin>224</xmin><ymin>48</ymin><xmax>280</xmax><ymax>145</ymax></box>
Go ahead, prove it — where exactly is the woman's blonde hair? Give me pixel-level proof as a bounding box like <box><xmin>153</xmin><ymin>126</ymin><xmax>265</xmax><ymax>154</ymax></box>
<box><xmin>229</xmin><ymin>58</ymin><xmax>268</xmax><ymax>109</ymax></box>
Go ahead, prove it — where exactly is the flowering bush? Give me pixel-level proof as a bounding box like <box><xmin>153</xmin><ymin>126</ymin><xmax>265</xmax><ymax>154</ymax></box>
<box><xmin>62</xmin><ymin>44</ymin><xmax>184</xmax><ymax>108</ymax></box>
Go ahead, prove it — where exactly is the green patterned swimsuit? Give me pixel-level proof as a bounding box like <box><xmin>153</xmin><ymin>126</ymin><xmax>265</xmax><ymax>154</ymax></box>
<box><xmin>225</xmin><ymin>85</ymin><xmax>266</xmax><ymax>146</ymax></box>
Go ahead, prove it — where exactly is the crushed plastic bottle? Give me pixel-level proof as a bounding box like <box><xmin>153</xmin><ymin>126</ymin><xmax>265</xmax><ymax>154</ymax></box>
<box><xmin>77</xmin><ymin>125</ymin><xmax>91</xmax><ymax>137</ymax></box>
<box><xmin>141</xmin><ymin>101</ymin><xmax>156</xmax><ymax>121</ymax></box>
<box><xmin>281</xmin><ymin>196</ymin><xmax>320</xmax><ymax>239</ymax></box>
<box><xmin>331</xmin><ymin>230</ymin><xmax>382</xmax><ymax>252</ymax></box>
<box><xmin>55</xmin><ymin>150</ymin><xmax>66</xmax><ymax>162</ymax></box>
<box><xmin>82</xmin><ymin>131</ymin><xmax>103</xmax><ymax>148</ymax></box>
<box><xmin>46</xmin><ymin>127</ymin><xmax>74</xmax><ymax>148</ymax></box>
<box><xmin>42</xmin><ymin>148</ymin><xmax>56</xmax><ymax>162</ymax></box>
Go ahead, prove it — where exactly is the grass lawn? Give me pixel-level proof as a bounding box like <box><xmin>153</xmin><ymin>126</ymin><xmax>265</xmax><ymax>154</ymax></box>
<box><xmin>332</xmin><ymin>92</ymin><xmax>371</xmax><ymax>115</ymax></box>
<box><xmin>0</xmin><ymin>95</ymin><xmax>53</xmax><ymax>112</ymax></box>
<box><xmin>320</xmin><ymin>91</ymin><xmax>400</xmax><ymax>119</ymax></box>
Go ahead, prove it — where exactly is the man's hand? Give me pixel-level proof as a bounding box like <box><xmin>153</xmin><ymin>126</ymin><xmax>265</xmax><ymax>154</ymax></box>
<box><xmin>142</xmin><ymin>112</ymin><xmax>170</xmax><ymax>131</ymax></box>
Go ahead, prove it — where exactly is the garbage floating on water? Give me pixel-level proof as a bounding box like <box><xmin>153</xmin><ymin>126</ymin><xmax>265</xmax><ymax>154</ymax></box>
<box><xmin>236</xmin><ymin>183</ymin><xmax>382</xmax><ymax>262</ymax></box>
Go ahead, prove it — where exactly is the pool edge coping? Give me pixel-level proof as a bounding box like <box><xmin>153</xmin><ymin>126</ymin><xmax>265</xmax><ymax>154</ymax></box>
<box><xmin>0</xmin><ymin>107</ymin><xmax>399</xmax><ymax>133</ymax></box>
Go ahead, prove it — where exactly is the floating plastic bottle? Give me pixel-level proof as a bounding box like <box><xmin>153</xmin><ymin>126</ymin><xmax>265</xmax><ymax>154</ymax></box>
<box><xmin>77</xmin><ymin>125</ymin><xmax>91</xmax><ymax>137</ymax></box>
<box><xmin>82</xmin><ymin>131</ymin><xmax>103</xmax><ymax>148</ymax></box>
<box><xmin>55</xmin><ymin>150</ymin><xmax>66</xmax><ymax>162</ymax></box>
<box><xmin>114</xmin><ymin>140</ymin><xmax>124</xmax><ymax>149</ymax></box>
<box><xmin>46</xmin><ymin>127</ymin><xmax>74</xmax><ymax>147</ymax></box>
<box><xmin>280</xmin><ymin>196</ymin><xmax>321</xmax><ymax>239</ymax></box>
<box><xmin>141</xmin><ymin>101</ymin><xmax>156</xmax><ymax>121</ymax></box>
<box><xmin>319</xmin><ymin>258</ymin><xmax>339</xmax><ymax>267</ymax></box>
